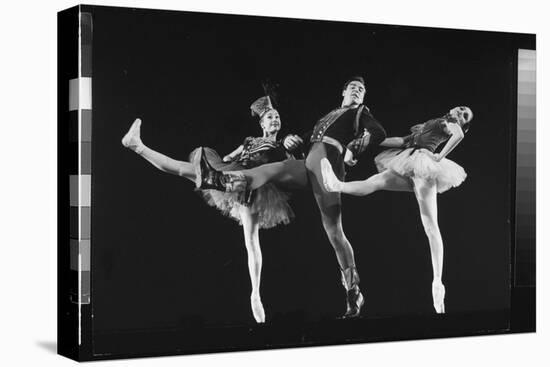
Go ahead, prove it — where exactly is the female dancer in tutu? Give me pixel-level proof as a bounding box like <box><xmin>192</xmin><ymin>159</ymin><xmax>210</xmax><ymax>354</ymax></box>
<box><xmin>321</xmin><ymin>106</ymin><xmax>473</xmax><ymax>314</ymax></box>
<box><xmin>121</xmin><ymin>94</ymin><xmax>301</xmax><ymax>323</ymax></box>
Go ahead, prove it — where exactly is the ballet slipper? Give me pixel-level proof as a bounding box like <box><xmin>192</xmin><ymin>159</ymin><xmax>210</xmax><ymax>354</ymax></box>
<box><xmin>340</xmin><ymin>266</ymin><xmax>365</xmax><ymax>319</ymax></box>
<box><xmin>432</xmin><ymin>280</ymin><xmax>446</xmax><ymax>314</ymax></box>
<box><xmin>121</xmin><ymin>118</ymin><xmax>144</xmax><ymax>153</ymax></box>
<box><xmin>321</xmin><ymin>158</ymin><xmax>343</xmax><ymax>193</ymax></box>
<box><xmin>250</xmin><ymin>294</ymin><xmax>265</xmax><ymax>323</ymax></box>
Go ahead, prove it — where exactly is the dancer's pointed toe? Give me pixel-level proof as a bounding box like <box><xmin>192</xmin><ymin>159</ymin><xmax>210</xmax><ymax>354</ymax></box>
<box><xmin>340</xmin><ymin>266</ymin><xmax>364</xmax><ymax>319</ymax></box>
<box><xmin>122</xmin><ymin>118</ymin><xmax>144</xmax><ymax>153</ymax></box>
<box><xmin>341</xmin><ymin>288</ymin><xmax>364</xmax><ymax>319</ymax></box>
<box><xmin>432</xmin><ymin>281</ymin><xmax>446</xmax><ymax>314</ymax></box>
<box><xmin>321</xmin><ymin>158</ymin><xmax>342</xmax><ymax>193</ymax></box>
<box><xmin>251</xmin><ymin>295</ymin><xmax>266</xmax><ymax>323</ymax></box>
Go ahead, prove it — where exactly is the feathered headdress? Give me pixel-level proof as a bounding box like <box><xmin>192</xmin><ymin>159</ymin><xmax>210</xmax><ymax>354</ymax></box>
<box><xmin>250</xmin><ymin>96</ymin><xmax>273</xmax><ymax>119</ymax></box>
<box><xmin>250</xmin><ymin>80</ymin><xmax>279</xmax><ymax>120</ymax></box>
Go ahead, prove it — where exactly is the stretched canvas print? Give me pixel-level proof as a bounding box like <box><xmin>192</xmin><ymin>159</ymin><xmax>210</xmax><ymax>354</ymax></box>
<box><xmin>58</xmin><ymin>4</ymin><xmax>536</xmax><ymax>361</ymax></box>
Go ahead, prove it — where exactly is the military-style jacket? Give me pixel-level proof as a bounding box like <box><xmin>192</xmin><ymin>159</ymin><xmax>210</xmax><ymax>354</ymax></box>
<box><xmin>309</xmin><ymin>104</ymin><xmax>386</xmax><ymax>157</ymax></box>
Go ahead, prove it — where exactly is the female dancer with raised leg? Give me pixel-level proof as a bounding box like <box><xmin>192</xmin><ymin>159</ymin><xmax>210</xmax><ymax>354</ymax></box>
<box><xmin>121</xmin><ymin>95</ymin><xmax>300</xmax><ymax>323</ymax></box>
<box><xmin>321</xmin><ymin>106</ymin><xmax>473</xmax><ymax>314</ymax></box>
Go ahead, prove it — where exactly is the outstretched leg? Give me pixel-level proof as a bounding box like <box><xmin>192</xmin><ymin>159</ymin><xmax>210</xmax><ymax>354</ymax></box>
<box><xmin>122</xmin><ymin>119</ymin><xmax>196</xmax><ymax>182</ymax></box>
<box><xmin>239</xmin><ymin>206</ymin><xmax>265</xmax><ymax>323</ymax></box>
<box><xmin>412</xmin><ymin>177</ymin><xmax>445</xmax><ymax>314</ymax></box>
<box><xmin>321</xmin><ymin>158</ymin><xmax>413</xmax><ymax>195</ymax></box>
<box><xmin>244</xmin><ymin>159</ymin><xmax>308</xmax><ymax>190</ymax></box>
<box><xmin>194</xmin><ymin>149</ymin><xmax>308</xmax><ymax>192</ymax></box>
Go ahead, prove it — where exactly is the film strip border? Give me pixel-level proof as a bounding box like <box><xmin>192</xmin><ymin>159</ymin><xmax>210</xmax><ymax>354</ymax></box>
<box><xmin>58</xmin><ymin>7</ymin><xmax>95</xmax><ymax>358</ymax></box>
<box><xmin>69</xmin><ymin>12</ymin><xmax>92</xmax><ymax>306</ymax></box>
<box><xmin>515</xmin><ymin>49</ymin><xmax>536</xmax><ymax>286</ymax></box>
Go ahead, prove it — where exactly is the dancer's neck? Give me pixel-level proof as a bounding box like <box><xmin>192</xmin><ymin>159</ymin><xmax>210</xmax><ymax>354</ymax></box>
<box><xmin>262</xmin><ymin>132</ymin><xmax>278</xmax><ymax>141</ymax></box>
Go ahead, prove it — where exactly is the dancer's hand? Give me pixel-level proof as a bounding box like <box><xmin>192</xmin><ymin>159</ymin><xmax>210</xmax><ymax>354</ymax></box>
<box><xmin>431</xmin><ymin>153</ymin><xmax>442</xmax><ymax>162</ymax></box>
<box><xmin>222</xmin><ymin>155</ymin><xmax>233</xmax><ymax>162</ymax></box>
<box><xmin>283</xmin><ymin>135</ymin><xmax>303</xmax><ymax>151</ymax></box>
<box><xmin>344</xmin><ymin>149</ymin><xmax>357</xmax><ymax>166</ymax></box>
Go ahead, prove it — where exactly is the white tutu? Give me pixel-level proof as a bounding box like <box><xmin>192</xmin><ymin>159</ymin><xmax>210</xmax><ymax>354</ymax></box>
<box><xmin>375</xmin><ymin>148</ymin><xmax>466</xmax><ymax>193</ymax></box>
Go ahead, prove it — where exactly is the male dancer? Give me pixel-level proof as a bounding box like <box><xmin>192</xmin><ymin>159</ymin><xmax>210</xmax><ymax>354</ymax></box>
<box><xmin>195</xmin><ymin>76</ymin><xmax>386</xmax><ymax>318</ymax></box>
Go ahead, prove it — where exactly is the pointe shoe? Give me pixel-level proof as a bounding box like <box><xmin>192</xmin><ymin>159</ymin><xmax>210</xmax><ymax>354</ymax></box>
<box><xmin>342</xmin><ymin>287</ymin><xmax>365</xmax><ymax>319</ymax></box>
<box><xmin>321</xmin><ymin>158</ymin><xmax>342</xmax><ymax>193</ymax></box>
<box><xmin>250</xmin><ymin>295</ymin><xmax>266</xmax><ymax>323</ymax></box>
<box><xmin>122</xmin><ymin>118</ymin><xmax>144</xmax><ymax>153</ymax></box>
<box><xmin>340</xmin><ymin>266</ymin><xmax>365</xmax><ymax>319</ymax></box>
<box><xmin>432</xmin><ymin>281</ymin><xmax>446</xmax><ymax>314</ymax></box>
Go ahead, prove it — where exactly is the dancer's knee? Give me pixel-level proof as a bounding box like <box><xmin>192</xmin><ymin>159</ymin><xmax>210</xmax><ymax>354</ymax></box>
<box><xmin>421</xmin><ymin>218</ymin><xmax>440</xmax><ymax>239</ymax></box>
<box><xmin>323</xmin><ymin>222</ymin><xmax>347</xmax><ymax>247</ymax></box>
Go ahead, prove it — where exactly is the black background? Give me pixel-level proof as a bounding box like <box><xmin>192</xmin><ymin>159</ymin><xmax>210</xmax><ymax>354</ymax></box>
<box><xmin>90</xmin><ymin>6</ymin><xmax>521</xmax><ymax>334</ymax></box>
